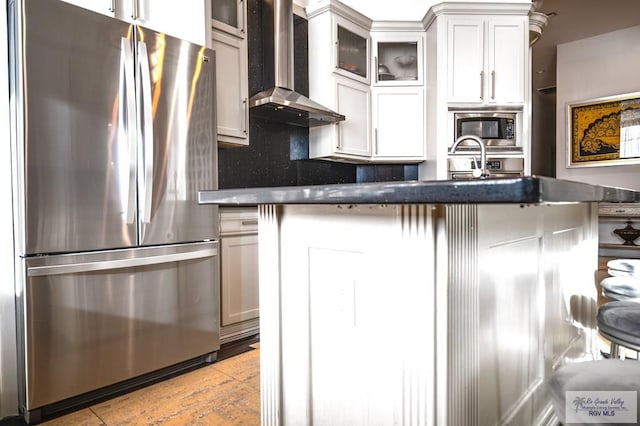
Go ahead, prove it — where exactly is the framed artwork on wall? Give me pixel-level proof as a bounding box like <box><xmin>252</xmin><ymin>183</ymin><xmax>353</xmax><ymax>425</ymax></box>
<box><xmin>566</xmin><ymin>92</ymin><xmax>640</xmax><ymax>168</ymax></box>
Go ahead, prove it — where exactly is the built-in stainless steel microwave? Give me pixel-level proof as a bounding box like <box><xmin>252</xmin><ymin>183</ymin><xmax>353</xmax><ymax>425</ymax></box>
<box><xmin>454</xmin><ymin>112</ymin><xmax>517</xmax><ymax>146</ymax></box>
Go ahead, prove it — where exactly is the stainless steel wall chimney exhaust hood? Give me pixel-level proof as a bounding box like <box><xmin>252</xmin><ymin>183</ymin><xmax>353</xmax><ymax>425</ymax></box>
<box><xmin>249</xmin><ymin>0</ymin><xmax>345</xmax><ymax>127</ymax></box>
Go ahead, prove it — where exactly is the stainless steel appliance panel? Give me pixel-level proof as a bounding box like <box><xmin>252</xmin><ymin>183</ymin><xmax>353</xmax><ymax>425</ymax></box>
<box><xmin>453</xmin><ymin>111</ymin><xmax>519</xmax><ymax>147</ymax></box>
<box><xmin>24</xmin><ymin>242</ymin><xmax>220</xmax><ymax>409</ymax></box>
<box><xmin>20</xmin><ymin>1</ymin><xmax>137</xmax><ymax>254</ymax></box>
<box><xmin>447</xmin><ymin>157</ymin><xmax>524</xmax><ymax>179</ymax></box>
<box><xmin>136</xmin><ymin>27</ymin><xmax>218</xmax><ymax>246</ymax></box>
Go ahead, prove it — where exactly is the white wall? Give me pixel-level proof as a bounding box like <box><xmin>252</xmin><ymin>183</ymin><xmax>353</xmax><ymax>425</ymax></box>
<box><xmin>555</xmin><ymin>25</ymin><xmax>640</xmax><ymax>190</ymax></box>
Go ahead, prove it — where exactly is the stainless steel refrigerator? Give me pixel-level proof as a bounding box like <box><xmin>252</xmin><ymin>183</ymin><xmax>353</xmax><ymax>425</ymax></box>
<box><xmin>8</xmin><ymin>0</ymin><xmax>220</xmax><ymax>421</ymax></box>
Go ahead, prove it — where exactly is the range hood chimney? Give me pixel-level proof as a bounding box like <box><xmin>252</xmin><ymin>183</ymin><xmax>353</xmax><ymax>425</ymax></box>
<box><xmin>249</xmin><ymin>0</ymin><xmax>345</xmax><ymax>127</ymax></box>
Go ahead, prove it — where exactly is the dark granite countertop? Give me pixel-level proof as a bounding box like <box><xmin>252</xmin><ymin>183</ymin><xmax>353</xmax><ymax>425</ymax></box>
<box><xmin>198</xmin><ymin>176</ymin><xmax>640</xmax><ymax>206</ymax></box>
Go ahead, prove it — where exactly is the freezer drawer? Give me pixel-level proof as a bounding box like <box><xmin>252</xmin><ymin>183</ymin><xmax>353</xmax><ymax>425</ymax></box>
<box><xmin>23</xmin><ymin>242</ymin><xmax>220</xmax><ymax>410</ymax></box>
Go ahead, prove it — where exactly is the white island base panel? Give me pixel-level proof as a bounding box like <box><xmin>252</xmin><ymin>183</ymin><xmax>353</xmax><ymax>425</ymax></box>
<box><xmin>257</xmin><ymin>203</ymin><xmax>599</xmax><ymax>426</ymax></box>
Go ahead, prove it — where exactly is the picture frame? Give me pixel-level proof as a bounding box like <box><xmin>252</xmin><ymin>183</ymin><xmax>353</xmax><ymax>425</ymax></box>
<box><xmin>566</xmin><ymin>92</ymin><xmax>640</xmax><ymax>168</ymax></box>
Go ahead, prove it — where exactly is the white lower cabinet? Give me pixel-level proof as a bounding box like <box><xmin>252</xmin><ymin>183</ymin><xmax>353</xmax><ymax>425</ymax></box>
<box><xmin>371</xmin><ymin>87</ymin><xmax>425</xmax><ymax>161</ymax></box>
<box><xmin>219</xmin><ymin>208</ymin><xmax>259</xmax><ymax>343</ymax></box>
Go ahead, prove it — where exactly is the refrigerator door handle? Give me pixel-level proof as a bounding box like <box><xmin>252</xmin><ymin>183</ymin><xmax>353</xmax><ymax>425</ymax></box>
<box><xmin>121</xmin><ymin>37</ymin><xmax>137</xmax><ymax>225</ymax></box>
<box><xmin>27</xmin><ymin>248</ymin><xmax>218</xmax><ymax>277</ymax></box>
<box><xmin>137</xmin><ymin>41</ymin><xmax>154</xmax><ymax>226</ymax></box>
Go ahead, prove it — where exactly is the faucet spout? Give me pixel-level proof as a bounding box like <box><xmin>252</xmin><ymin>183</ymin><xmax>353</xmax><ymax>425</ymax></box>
<box><xmin>450</xmin><ymin>135</ymin><xmax>489</xmax><ymax>178</ymax></box>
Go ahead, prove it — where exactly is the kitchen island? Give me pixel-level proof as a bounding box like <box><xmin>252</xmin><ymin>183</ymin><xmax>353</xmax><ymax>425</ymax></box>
<box><xmin>199</xmin><ymin>177</ymin><xmax>639</xmax><ymax>426</ymax></box>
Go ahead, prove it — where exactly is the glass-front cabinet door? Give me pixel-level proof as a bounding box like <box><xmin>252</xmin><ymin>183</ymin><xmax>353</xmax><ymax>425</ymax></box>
<box><xmin>211</xmin><ymin>0</ymin><xmax>246</xmax><ymax>38</ymax></box>
<box><xmin>333</xmin><ymin>16</ymin><xmax>369</xmax><ymax>84</ymax></box>
<box><xmin>372</xmin><ymin>33</ymin><xmax>424</xmax><ymax>86</ymax></box>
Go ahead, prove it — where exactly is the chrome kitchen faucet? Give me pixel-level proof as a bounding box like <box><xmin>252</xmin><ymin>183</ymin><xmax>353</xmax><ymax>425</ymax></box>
<box><xmin>450</xmin><ymin>134</ymin><xmax>489</xmax><ymax>178</ymax></box>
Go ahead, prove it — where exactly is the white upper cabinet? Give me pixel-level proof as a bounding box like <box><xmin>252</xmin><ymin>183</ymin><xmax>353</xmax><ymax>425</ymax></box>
<box><xmin>207</xmin><ymin>0</ymin><xmax>249</xmax><ymax>147</ymax></box>
<box><xmin>446</xmin><ymin>14</ymin><xmax>527</xmax><ymax>105</ymax></box>
<box><xmin>211</xmin><ymin>26</ymin><xmax>249</xmax><ymax>147</ymax></box>
<box><xmin>333</xmin><ymin>16</ymin><xmax>370</xmax><ymax>85</ymax></box>
<box><xmin>486</xmin><ymin>16</ymin><xmax>527</xmax><ymax>104</ymax></box>
<box><xmin>117</xmin><ymin>0</ymin><xmax>209</xmax><ymax>46</ymax></box>
<box><xmin>308</xmin><ymin>1</ymin><xmax>427</xmax><ymax>163</ymax></box>
<box><xmin>309</xmin><ymin>76</ymin><xmax>372</xmax><ymax>161</ymax></box>
<box><xmin>58</xmin><ymin>0</ymin><xmax>209</xmax><ymax>46</ymax></box>
<box><xmin>447</xmin><ymin>17</ymin><xmax>484</xmax><ymax>103</ymax></box>
<box><xmin>372</xmin><ymin>31</ymin><xmax>424</xmax><ymax>87</ymax></box>
<box><xmin>371</xmin><ymin>87</ymin><xmax>425</xmax><ymax>160</ymax></box>
<box><xmin>210</xmin><ymin>0</ymin><xmax>249</xmax><ymax>147</ymax></box>
<box><xmin>334</xmin><ymin>77</ymin><xmax>372</xmax><ymax>157</ymax></box>
<box><xmin>307</xmin><ymin>1</ymin><xmax>373</xmax><ymax>161</ymax></box>
<box><xmin>369</xmin><ymin>24</ymin><xmax>426</xmax><ymax>162</ymax></box>
<box><xmin>211</xmin><ymin>0</ymin><xmax>246</xmax><ymax>39</ymax></box>
<box><xmin>58</xmin><ymin>0</ymin><xmax>116</xmax><ymax>17</ymax></box>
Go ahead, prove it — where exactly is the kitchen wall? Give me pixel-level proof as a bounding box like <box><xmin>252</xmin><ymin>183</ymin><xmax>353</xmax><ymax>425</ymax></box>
<box><xmin>555</xmin><ymin>25</ymin><xmax>640</xmax><ymax>190</ymax></box>
<box><xmin>217</xmin><ymin>0</ymin><xmax>417</xmax><ymax>189</ymax></box>
<box><xmin>531</xmin><ymin>88</ymin><xmax>556</xmax><ymax>178</ymax></box>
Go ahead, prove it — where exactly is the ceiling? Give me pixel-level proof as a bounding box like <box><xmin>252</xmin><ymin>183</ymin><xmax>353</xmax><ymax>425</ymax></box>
<box><xmin>531</xmin><ymin>0</ymin><xmax>640</xmax><ymax>91</ymax></box>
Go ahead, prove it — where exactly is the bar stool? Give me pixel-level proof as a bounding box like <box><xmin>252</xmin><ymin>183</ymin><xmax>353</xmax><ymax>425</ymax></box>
<box><xmin>597</xmin><ymin>300</ymin><xmax>640</xmax><ymax>358</ymax></box>
<box><xmin>549</xmin><ymin>359</ymin><xmax>640</xmax><ymax>424</ymax></box>
<box><xmin>600</xmin><ymin>276</ymin><xmax>640</xmax><ymax>302</ymax></box>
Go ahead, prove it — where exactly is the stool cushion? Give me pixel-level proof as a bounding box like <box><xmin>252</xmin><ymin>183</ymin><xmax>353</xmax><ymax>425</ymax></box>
<box><xmin>602</xmin><ymin>288</ymin><xmax>640</xmax><ymax>302</ymax></box>
<box><xmin>597</xmin><ymin>301</ymin><xmax>640</xmax><ymax>348</ymax></box>
<box><xmin>601</xmin><ymin>276</ymin><xmax>640</xmax><ymax>297</ymax></box>
<box><xmin>608</xmin><ymin>259</ymin><xmax>640</xmax><ymax>277</ymax></box>
<box><xmin>549</xmin><ymin>360</ymin><xmax>640</xmax><ymax>425</ymax></box>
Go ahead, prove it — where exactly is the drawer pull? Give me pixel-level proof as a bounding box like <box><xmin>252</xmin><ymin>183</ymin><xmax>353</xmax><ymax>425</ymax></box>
<box><xmin>242</xmin><ymin>220</ymin><xmax>258</xmax><ymax>226</ymax></box>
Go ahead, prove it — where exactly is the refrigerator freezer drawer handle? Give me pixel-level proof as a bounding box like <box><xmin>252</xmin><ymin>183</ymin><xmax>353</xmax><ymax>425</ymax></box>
<box><xmin>138</xmin><ymin>41</ymin><xmax>154</xmax><ymax>225</ymax></box>
<box><xmin>27</xmin><ymin>248</ymin><xmax>218</xmax><ymax>277</ymax></box>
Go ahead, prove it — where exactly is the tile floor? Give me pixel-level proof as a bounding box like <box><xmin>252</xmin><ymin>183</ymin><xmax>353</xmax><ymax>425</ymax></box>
<box><xmin>40</xmin><ymin>342</ymin><xmax>260</xmax><ymax>426</ymax></box>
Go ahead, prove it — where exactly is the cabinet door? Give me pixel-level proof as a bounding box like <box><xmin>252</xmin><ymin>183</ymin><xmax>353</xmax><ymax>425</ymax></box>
<box><xmin>335</xmin><ymin>77</ymin><xmax>371</xmax><ymax>157</ymax></box>
<box><xmin>372</xmin><ymin>34</ymin><xmax>424</xmax><ymax>86</ymax></box>
<box><xmin>58</xmin><ymin>0</ymin><xmax>115</xmax><ymax>16</ymax></box>
<box><xmin>372</xmin><ymin>87</ymin><xmax>425</xmax><ymax>159</ymax></box>
<box><xmin>447</xmin><ymin>17</ymin><xmax>484</xmax><ymax>103</ymax></box>
<box><xmin>118</xmin><ymin>0</ymin><xmax>208</xmax><ymax>46</ymax></box>
<box><xmin>333</xmin><ymin>15</ymin><xmax>370</xmax><ymax>85</ymax></box>
<box><xmin>221</xmin><ymin>234</ymin><xmax>259</xmax><ymax>326</ymax></box>
<box><xmin>487</xmin><ymin>16</ymin><xmax>526</xmax><ymax>104</ymax></box>
<box><xmin>211</xmin><ymin>0</ymin><xmax>246</xmax><ymax>39</ymax></box>
<box><xmin>212</xmin><ymin>31</ymin><xmax>249</xmax><ymax>146</ymax></box>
